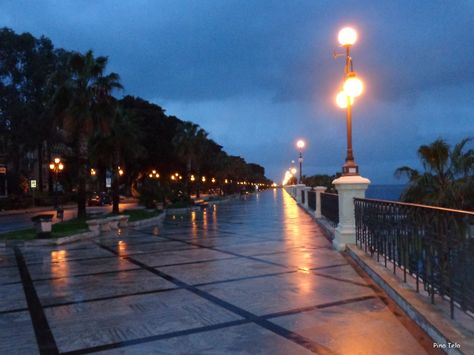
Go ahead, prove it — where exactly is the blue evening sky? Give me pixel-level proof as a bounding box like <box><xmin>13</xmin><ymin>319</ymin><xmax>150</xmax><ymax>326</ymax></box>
<box><xmin>2</xmin><ymin>1</ymin><xmax>473</xmax><ymax>183</ymax></box>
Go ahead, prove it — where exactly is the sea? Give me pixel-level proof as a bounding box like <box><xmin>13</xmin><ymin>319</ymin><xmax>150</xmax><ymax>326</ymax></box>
<box><xmin>365</xmin><ymin>184</ymin><xmax>406</xmax><ymax>201</ymax></box>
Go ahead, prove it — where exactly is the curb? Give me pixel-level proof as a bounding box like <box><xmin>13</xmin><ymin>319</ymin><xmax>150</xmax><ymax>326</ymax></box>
<box><xmin>5</xmin><ymin>230</ymin><xmax>100</xmax><ymax>247</ymax></box>
<box><xmin>346</xmin><ymin>244</ymin><xmax>472</xmax><ymax>355</ymax></box>
<box><xmin>128</xmin><ymin>212</ymin><xmax>166</xmax><ymax>228</ymax></box>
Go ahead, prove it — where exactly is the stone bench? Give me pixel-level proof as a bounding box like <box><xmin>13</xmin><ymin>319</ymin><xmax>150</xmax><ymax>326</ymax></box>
<box><xmin>86</xmin><ymin>215</ymin><xmax>130</xmax><ymax>233</ymax></box>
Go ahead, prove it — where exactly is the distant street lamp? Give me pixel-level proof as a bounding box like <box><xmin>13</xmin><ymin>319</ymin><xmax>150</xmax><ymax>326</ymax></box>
<box><xmin>334</xmin><ymin>26</ymin><xmax>364</xmax><ymax>175</ymax></box>
<box><xmin>149</xmin><ymin>170</ymin><xmax>160</xmax><ymax>179</ymax></box>
<box><xmin>296</xmin><ymin>139</ymin><xmax>305</xmax><ymax>184</ymax></box>
<box><xmin>49</xmin><ymin>157</ymin><xmax>64</xmax><ymax>209</ymax></box>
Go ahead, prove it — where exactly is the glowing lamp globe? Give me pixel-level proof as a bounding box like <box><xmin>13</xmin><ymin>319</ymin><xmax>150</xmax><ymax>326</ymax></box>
<box><xmin>343</xmin><ymin>74</ymin><xmax>363</xmax><ymax>97</ymax></box>
<box><xmin>338</xmin><ymin>27</ymin><xmax>357</xmax><ymax>47</ymax></box>
<box><xmin>336</xmin><ymin>91</ymin><xmax>354</xmax><ymax>108</ymax></box>
<box><xmin>290</xmin><ymin>167</ymin><xmax>297</xmax><ymax>175</ymax></box>
<box><xmin>296</xmin><ymin>140</ymin><xmax>305</xmax><ymax>149</ymax></box>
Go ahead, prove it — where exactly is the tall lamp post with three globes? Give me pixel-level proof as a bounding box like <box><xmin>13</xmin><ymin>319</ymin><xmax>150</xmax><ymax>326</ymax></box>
<box><xmin>334</xmin><ymin>27</ymin><xmax>364</xmax><ymax>176</ymax></box>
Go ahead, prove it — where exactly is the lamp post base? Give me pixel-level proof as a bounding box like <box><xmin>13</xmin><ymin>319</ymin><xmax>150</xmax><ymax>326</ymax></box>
<box><xmin>342</xmin><ymin>161</ymin><xmax>359</xmax><ymax>176</ymax></box>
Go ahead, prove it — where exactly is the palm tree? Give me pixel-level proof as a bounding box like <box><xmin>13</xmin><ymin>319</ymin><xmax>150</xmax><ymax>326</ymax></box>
<box><xmin>395</xmin><ymin>138</ymin><xmax>473</xmax><ymax>209</ymax></box>
<box><xmin>172</xmin><ymin>121</ymin><xmax>209</xmax><ymax>197</ymax></box>
<box><xmin>54</xmin><ymin>50</ymin><xmax>122</xmax><ymax>217</ymax></box>
<box><xmin>89</xmin><ymin>106</ymin><xmax>144</xmax><ymax>213</ymax></box>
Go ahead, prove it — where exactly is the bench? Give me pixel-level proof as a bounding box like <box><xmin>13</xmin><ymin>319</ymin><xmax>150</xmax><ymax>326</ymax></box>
<box><xmin>86</xmin><ymin>215</ymin><xmax>130</xmax><ymax>233</ymax></box>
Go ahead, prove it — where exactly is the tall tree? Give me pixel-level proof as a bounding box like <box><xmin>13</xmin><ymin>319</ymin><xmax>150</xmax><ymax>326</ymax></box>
<box><xmin>89</xmin><ymin>105</ymin><xmax>144</xmax><ymax>213</ymax></box>
<box><xmin>54</xmin><ymin>50</ymin><xmax>122</xmax><ymax>217</ymax></box>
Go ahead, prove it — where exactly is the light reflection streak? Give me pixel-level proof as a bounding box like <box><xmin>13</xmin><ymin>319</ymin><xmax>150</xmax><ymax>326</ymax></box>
<box><xmin>282</xmin><ymin>190</ymin><xmax>314</xmax><ymax>295</ymax></box>
<box><xmin>50</xmin><ymin>250</ymin><xmax>69</xmax><ymax>289</ymax></box>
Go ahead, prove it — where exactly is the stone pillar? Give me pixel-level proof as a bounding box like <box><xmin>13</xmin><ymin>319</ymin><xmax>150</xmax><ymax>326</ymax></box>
<box><xmin>302</xmin><ymin>187</ymin><xmax>311</xmax><ymax>209</ymax></box>
<box><xmin>294</xmin><ymin>184</ymin><xmax>306</xmax><ymax>204</ymax></box>
<box><xmin>314</xmin><ymin>186</ymin><xmax>327</xmax><ymax>218</ymax></box>
<box><xmin>332</xmin><ymin>175</ymin><xmax>370</xmax><ymax>251</ymax></box>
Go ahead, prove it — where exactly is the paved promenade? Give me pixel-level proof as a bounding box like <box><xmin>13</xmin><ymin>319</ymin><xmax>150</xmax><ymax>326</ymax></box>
<box><xmin>0</xmin><ymin>190</ymin><xmax>436</xmax><ymax>354</ymax></box>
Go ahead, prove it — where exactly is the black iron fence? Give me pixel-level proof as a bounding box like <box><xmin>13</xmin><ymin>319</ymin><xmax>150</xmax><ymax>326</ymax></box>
<box><xmin>301</xmin><ymin>190</ymin><xmax>305</xmax><ymax>205</ymax></box>
<box><xmin>321</xmin><ymin>192</ymin><xmax>339</xmax><ymax>226</ymax></box>
<box><xmin>354</xmin><ymin>198</ymin><xmax>474</xmax><ymax>318</ymax></box>
<box><xmin>307</xmin><ymin>190</ymin><xmax>316</xmax><ymax>211</ymax></box>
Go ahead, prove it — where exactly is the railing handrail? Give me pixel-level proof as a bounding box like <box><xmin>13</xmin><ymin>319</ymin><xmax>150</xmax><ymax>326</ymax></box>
<box><xmin>321</xmin><ymin>192</ymin><xmax>338</xmax><ymax>196</ymax></box>
<box><xmin>354</xmin><ymin>197</ymin><xmax>474</xmax><ymax>216</ymax></box>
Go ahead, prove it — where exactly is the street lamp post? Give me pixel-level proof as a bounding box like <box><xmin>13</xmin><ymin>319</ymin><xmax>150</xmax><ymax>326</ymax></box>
<box><xmin>335</xmin><ymin>27</ymin><xmax>364</xmax><ymax>176</ymax></box>
<box><xmin>296</xmin><ymin>139</ymin><xmax>305</xmax><ymax>184</ymax></box>
<box><xmin>49</xmin><ymin>157</ymin><xmax>64</xmax><ymax>210</ymax></box>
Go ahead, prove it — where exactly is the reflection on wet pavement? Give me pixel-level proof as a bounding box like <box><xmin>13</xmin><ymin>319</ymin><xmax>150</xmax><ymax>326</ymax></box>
<box><xmin>0</xmin><ymin>190</ymin><xmax>435</xmax><ymax>354</ymax></box>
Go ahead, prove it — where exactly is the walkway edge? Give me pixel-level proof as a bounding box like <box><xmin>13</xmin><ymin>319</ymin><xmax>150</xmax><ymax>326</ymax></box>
<box><xmin>128</xmin><ymin>212</ymin><xmax>166</xmax><ymax>228</ymax></box>
<box><xmin>346</xmin><ymin>244</ymin><xmax>472</xmax><ymax>355</ymax></box>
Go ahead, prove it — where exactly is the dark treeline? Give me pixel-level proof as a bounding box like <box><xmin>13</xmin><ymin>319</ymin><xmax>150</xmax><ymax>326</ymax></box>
<box><xmin>0</xmin><ymin>28</ymin><xmax>270</xmax><ymax>216</ymax></box>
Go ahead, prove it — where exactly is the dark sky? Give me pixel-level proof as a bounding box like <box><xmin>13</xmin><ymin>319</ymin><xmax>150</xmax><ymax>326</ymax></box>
<box><xmin>2</xmin><ymin>1</ymin><xmax>473</xmax><ymax>183</ymax></box>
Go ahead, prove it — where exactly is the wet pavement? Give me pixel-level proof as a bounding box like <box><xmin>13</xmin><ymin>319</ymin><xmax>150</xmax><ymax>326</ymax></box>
<box><xmin>0</xmin><ymin>190</ymin><xmax>436</xmax><ymax>354</ymax></box>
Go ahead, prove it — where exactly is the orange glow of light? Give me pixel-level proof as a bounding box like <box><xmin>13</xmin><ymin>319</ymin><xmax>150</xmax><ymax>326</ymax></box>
<box><xmin>338</xmin><ymin>27</ymin><xmax>357</xmax><ymax>47</ymax></box>
<box><xmin>58</xmin><ymin>163</ymin><xmax>64</xmax><ymax>171</ymax></box>
<box><xmin>336</xmin><ymin>91</ymin><xmax>354</xmax><ymax>108</ymax></box>
<box><xmin>51</xmin><ymin>250</ymin><xmax>66</xmax><ymax>262</ymax></box>
<box><xmin>343</xmin><ymin>74</ymin><xmax>364</xmax><ymax>97</ymax></box>
<box><xmin>49</xmin><ymin>163</ymin><xmax>55</xmax><ymax>170</ymax></box>
<box><xmin>296</xmin><ymin>140</ymin><xmax>305</xmax><ymax>149</ymax></box>
<box><xmin>118</xmin><ymin>240</ymin><xmax>127</xmax><ymax>255</ymax></box>
<box><xmin>54</xmin><ymin>157</ymin><xmax>61</xmax><ymax>164</ymax></box>
<box><xmin>202</xmin><ymin>176</ymin><xmax>206</xmax><ymax>182</ymax></box>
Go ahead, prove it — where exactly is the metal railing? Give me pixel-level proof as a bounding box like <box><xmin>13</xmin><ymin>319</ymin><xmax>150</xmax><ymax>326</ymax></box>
<box><xmin>307</xmin><ymin>190</ymin><xmax>316</xmax><ymax>211</ymax></box>
<box><xmin>321</xmin><ymin>192</ymin><xmax>339</xmax><ymax>226</ymax></box>
<box><xmin>354</xmin><ymin>198</ymin><xmax>474</xmax><ymax>318</ymax></box>
<box><xmin>301</xmin><ymin>190</ymin><xmax>305</xmax><ymax>205</ymax></box>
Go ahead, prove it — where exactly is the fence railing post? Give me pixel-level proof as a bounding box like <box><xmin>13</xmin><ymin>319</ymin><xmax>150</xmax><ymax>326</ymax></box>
<box><xmin>314</xmin><ymin>186</ymin><xmax>327</xmax><ymax>218</ymax></box>
<box><xmin>332</xmin><ymin>175</ymin><xmax>370</xmax><ymax>250</ymax></box>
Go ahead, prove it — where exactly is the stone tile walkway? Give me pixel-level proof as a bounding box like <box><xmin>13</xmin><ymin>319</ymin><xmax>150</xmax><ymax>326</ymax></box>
<box><xmin>0</xmin><ymin>190</ymin><xmax>438</xmax><ymax>354</ymax></box>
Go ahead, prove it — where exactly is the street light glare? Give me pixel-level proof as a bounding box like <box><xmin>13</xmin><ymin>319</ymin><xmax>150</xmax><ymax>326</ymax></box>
<box><xmin>343</xmin><ymin>75</ymin><xmax>364</xmax><ymax>97</ymax></box>
<box><xmin>296</xmin><ymin>140</ymin><xmax>305</xmax><ymax>149</ymax></box>
<box><xmin>290</xmin><ymin>167</ymin><xmax>297</xmax><ymax>175</ymax></box>
<box><xmin>336</xmin><ymin>91</ymin><xmax>354</xmax><ymax>108</ymax></box>
<box><xmin>338</xmin><ymin>27</ymin><xmax>357</xmax><ymax>46</ymax></box>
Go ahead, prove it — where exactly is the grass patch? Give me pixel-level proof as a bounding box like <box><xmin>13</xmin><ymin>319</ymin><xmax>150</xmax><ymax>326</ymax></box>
<box><xmin>0</xmin><ymin>218</ymin><xmax>89</xmax><ymax>241</ymax></box>
<box><xmin>0</xmin><ymin>228</ymin><xmax>36</xmax><ymax>241</ymax></box>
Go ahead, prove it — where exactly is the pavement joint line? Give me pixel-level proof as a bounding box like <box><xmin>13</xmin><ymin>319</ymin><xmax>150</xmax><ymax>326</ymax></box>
<box><xmin>0</xmin><ymin>306</ymin><xmax>30</xmax><ymax>315</ymax></box>
<box><xmin>13</xmin><ymin>246</ymin><xmax>59</xmax><ymax>355</ymax></box>
<box><xmin>41</xmin><ymin>286</ymin><xmax>181</xmax><ymax>309</ymax></box>
<box><xmin>94</xmin><ymin>240</ymin><xmax>338</xmax><ymax>355</ymax></box>
<box><xmin>132</xmin><ymin>229</ymin><xmax>368</xmax><ymax>289</ymax></box>
<box><xmin>19</xmin><ymin>245</ymin><xmax>199</xmax><ymax>267</ymax></box>
<box><xmin>29</xmin><ymin>256</ymin><xmax>240</xmax><ymax>283</ymax></box>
